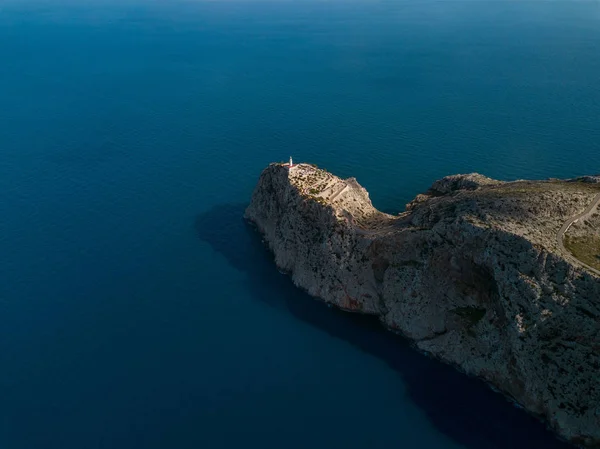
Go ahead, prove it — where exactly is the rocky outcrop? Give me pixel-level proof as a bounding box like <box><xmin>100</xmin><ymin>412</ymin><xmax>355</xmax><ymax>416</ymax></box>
<box><xmin>245</xmin><ymin>163</ymin><xmax>600</xmax><ymax>448</ymax></box>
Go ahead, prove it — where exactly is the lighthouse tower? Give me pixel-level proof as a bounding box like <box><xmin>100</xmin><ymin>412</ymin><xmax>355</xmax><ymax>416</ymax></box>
<box><xmin>289</xmin><ymin>156</ymin><xmax>293</xmax><ymax>168</ymax></box>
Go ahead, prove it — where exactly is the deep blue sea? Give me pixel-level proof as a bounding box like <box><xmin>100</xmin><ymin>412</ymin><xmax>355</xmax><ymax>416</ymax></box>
<box><xmin>1</xmin><ymin>1</ymin><xmax>600</xmax><ymax>448</ymax></box>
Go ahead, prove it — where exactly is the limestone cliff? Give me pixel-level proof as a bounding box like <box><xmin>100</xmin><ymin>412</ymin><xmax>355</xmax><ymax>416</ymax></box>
<box><xmin>245</xmin><ymin>162</ymin><xmax>600</xmax><ymax>447</ymax></box>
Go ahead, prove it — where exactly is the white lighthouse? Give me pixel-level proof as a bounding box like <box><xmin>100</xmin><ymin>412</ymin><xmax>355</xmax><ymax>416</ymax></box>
<box><xmin>289</xmin><ymin>156</ymin><xmax>293</xmax><ymax>167</ymax></box>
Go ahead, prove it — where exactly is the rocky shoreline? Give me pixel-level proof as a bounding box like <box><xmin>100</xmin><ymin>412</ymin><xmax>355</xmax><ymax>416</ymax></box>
<box><xmin>245</xmin><ymin>162</ymin><xmax>600</xmax><ymax>447</ymax></box>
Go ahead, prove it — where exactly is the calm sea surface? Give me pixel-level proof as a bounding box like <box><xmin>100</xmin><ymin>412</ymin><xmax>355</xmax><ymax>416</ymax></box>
<box><xmin>1</xmin><ymin>1</ymin><xmax>600</xmax><ymax>448</ymax></box>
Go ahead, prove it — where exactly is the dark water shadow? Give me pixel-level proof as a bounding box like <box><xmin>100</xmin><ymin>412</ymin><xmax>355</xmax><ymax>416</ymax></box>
<box><xmin>194</xmin><ymin>203</ymin><xmax>572</xmax><ymax>449</ymax></box>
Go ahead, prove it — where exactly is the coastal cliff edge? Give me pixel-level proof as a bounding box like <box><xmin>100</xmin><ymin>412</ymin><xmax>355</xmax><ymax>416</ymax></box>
<box><xmin>245</xmin><ymin>162</ymin><xmax>600</xmax><ymax>447</ymax></box>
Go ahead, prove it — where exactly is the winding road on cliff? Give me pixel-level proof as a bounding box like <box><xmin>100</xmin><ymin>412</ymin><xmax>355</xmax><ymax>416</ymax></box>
<box><xmin>556</xmin><ymin>192</ymin><xmax>600</xmax><ymax>276</ymax></box>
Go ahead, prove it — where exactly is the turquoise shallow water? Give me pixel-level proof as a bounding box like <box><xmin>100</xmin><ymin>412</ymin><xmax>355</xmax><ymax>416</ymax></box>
<box><xmin>1</xmin><ymin>1</ymin><xmax>600</xmax><ymax>448</ymax></box>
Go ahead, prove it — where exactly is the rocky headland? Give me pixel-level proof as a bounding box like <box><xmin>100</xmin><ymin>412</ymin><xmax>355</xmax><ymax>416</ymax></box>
<box><xmin>245</xmin><ymin>162</ymin><xmax>600</xmax><ymax>447</ymax></box>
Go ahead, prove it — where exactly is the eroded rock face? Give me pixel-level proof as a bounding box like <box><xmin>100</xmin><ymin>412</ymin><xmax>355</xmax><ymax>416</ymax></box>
<box><xmin>245</xmin><ymin>163</ymin><xmax>600</xmax><ymax>447</ymax></box>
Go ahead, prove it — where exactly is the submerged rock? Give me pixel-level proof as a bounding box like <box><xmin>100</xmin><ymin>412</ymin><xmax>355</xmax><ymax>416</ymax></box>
<box><xmin>245</xmin><ymin>162</ymin><xmax>600</xmax><ymax>447</ymax></box>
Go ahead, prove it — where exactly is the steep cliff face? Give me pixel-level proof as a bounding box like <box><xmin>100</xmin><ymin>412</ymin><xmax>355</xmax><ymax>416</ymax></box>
<box><xmin>245</xmin><ymin>163</ymin><xmax>600</xmax><ymax>447</ymax></box>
